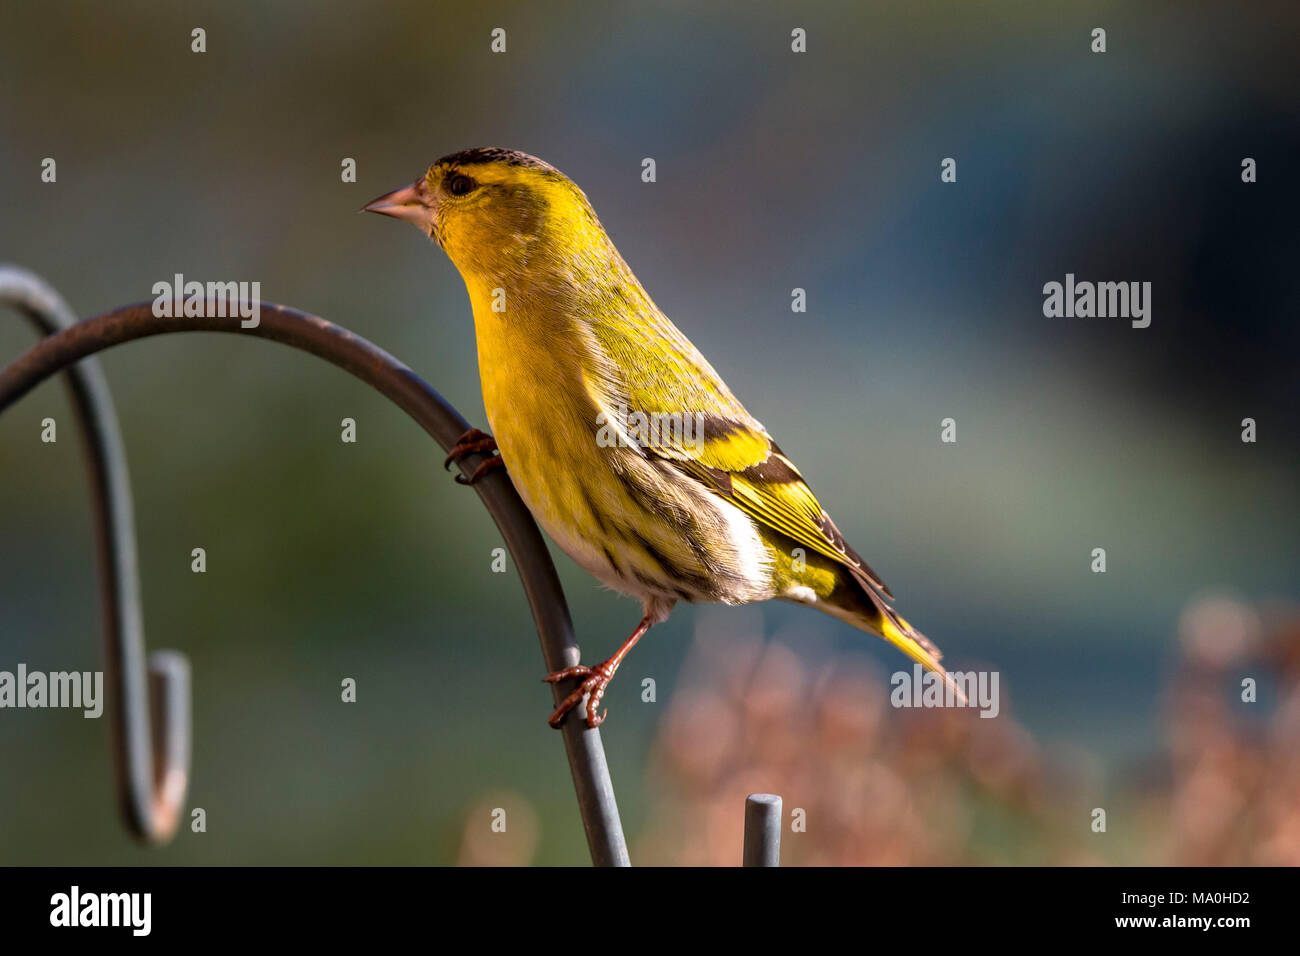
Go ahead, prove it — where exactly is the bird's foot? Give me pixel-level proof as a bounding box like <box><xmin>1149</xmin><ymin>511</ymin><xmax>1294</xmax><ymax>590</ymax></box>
<box><xmin>444</xmin><ymin>428</ymin><xmax>505</xmax><ymax>485</ymax></box>
<box><xmin>543</xmin><ymin>661</ymin><xmax>616</xmax><ymax>729</ymax></box>
<box><xmin>542</xmin><ymin>615</ymin><xmax>654</xmax><ymax>729</ymax></box>
<box><xmin>454</xmin><ymin>456</ymin><xmax>506</xmax><ymax>485</ymax></box>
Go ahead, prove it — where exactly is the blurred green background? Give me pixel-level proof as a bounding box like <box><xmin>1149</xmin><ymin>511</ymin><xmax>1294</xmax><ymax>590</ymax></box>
<box><xmin>1</xmin><ymin>0</ymin><xmax>1297</xmax><ymax>864</ymax></box>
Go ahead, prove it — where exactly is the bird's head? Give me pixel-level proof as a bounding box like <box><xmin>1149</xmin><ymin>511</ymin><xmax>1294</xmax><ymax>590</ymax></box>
<box><xmin>364</xmin><ymin>148</ymin><xmax>608</xmax><ymax>284</ymax></box>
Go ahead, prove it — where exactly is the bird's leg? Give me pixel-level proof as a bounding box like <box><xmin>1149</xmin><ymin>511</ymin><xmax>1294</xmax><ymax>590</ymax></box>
<box><xmin>543</xmin><ymin>615</ymin><xmax>653</xmax><ymax>729</ymax></box>
<box><xmin>443</xmin><ymin>427</ymin><xmax>505</xmax><ymax>485</ymax></box>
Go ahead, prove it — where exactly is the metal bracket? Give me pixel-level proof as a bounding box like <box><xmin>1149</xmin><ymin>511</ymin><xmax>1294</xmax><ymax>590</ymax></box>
<box><xmin>0</xmin><ymin>268</ymin><xmax>629</xmax><ymax>864</ymax></box>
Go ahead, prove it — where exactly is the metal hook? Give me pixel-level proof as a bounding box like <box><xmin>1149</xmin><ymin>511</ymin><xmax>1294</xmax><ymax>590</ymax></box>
<box><xmin>0</xmin><ymin>283</ymin><xmax>630</xmax><ymax>865</ymax></box>
<box><xmin>0</xmin><ymin>266</ymin><xmax>191</xmax><ymax>842</ymax></box>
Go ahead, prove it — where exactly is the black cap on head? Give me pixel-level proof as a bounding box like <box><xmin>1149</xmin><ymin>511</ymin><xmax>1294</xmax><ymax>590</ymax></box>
<box><xmin>435</xmin><ymin>147</ymin><xmax>555</xmax><ymax>171</ymax></box>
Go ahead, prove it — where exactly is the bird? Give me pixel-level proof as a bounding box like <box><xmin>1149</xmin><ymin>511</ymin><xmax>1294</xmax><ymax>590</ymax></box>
<box><xmin>364</xmin><ymin>147</ymin><xmax>960</xmax><ymax>728</ymax></box>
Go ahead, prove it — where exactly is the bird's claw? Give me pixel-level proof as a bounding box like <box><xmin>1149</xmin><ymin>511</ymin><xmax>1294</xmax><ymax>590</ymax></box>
<box><xmin>453</xmin><ymin>457</ymin><xmax>506</xmax><ymax>485</ymax></box>
<box><xmin>444</xmin><ymin>428</ymin><xmax>504</xmax><ymax>484</ymax></box>
<box><xmin>543</xmin><ymin>662</ymin><xmax>614</xmax><ymax>728</ymax></box>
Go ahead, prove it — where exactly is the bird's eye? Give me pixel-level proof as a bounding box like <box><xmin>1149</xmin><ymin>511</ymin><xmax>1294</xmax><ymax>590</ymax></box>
<box><xmin>447</xmin><ymin>174</ymin><xmax>475</xmax><ymax>196</ymax></box>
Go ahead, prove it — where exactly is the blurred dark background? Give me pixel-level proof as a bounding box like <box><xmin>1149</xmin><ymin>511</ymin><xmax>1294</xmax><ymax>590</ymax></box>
<box><xmin>1</xmin><ymin>0</ymin><xmax>1296</xmax><ymax>864</ymax></box>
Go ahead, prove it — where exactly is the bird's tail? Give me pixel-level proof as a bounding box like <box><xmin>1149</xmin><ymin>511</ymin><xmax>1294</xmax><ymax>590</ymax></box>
<box><xmin>826</xmin><ymin>570</ymin><xmax>968</xmax><ymax>706</ymax></box>
<box><xmin>875</xmin><ymin>613</ymin><xmax>967</xmax><ymax>706</ymax></box>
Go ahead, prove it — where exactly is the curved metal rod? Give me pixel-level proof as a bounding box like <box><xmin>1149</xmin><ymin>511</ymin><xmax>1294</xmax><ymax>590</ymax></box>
<box><xmin>0</xmin><ymin>267</ymin><xmax>190</xmax><ymax>843</ymax></box>
<box><xmin>0</xmin><ymin>291</ymin><xmax>631</xmax><ymax>866</ymax></box>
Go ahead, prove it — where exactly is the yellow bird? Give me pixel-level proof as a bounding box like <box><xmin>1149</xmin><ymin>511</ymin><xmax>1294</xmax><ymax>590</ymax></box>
<box><xmin>365</xmin><ymin>148</ymin><xmax>958</xmax><ymax>728</ymax></box>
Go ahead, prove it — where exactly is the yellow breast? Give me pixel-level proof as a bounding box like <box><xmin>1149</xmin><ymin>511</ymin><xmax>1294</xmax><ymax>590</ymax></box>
<box><xmin>469</xmin><ymin>289</ymin><xmax>612</xmax><ymax>570</ymax></box>
<box><xmin>465</xmin><ymin>282</ymin><xmax>773</xmax><ymax>608</ymax></box>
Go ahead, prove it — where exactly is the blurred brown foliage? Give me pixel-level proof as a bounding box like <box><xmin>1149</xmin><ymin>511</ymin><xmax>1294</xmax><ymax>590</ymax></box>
<box><xmin>455</xmin><ymin>790</ymin><xmax>540</xmax><ymax>867</ymax></box>
<box><xmin>1140</xmin><ymin>597</ymin><xmax>1300</xmax><ymax>865</ymax></box>
<box><xmin>630</xmin><ymin>597</ymin><xmax>1300</xmax><ymax>866</ymax></box>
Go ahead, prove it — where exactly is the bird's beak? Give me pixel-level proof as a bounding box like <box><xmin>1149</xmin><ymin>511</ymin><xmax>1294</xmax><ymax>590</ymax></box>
<box><xmin>362</xmin><ymin>179</ymin><xmax>436</xmax><ymax>235</ymax></box>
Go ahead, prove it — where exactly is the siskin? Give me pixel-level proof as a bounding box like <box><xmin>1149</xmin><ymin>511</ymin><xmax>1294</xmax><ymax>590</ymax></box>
<box><xmin>365</xmin><ymin>148</ymin><xmax>960</xmax><ymax>728</ymax></box>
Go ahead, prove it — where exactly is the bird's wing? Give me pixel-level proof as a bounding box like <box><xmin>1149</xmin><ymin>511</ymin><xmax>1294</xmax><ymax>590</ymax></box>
<box><xmin>583</xmin><ymin>320</ymin><xmax>894</xmax><ymax>598</ymax></box>
<box><xmin>668</xmin><ymin>425</ymin><xmax>894</xmax><ymax>600</ymax></box>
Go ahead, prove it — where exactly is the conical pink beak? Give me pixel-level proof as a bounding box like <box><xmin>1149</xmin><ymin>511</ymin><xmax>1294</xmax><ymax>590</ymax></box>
<box><xmin>363</xmin><ymin>179</ymin><xmax>435</xmax><ymax>234</ymax></box>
